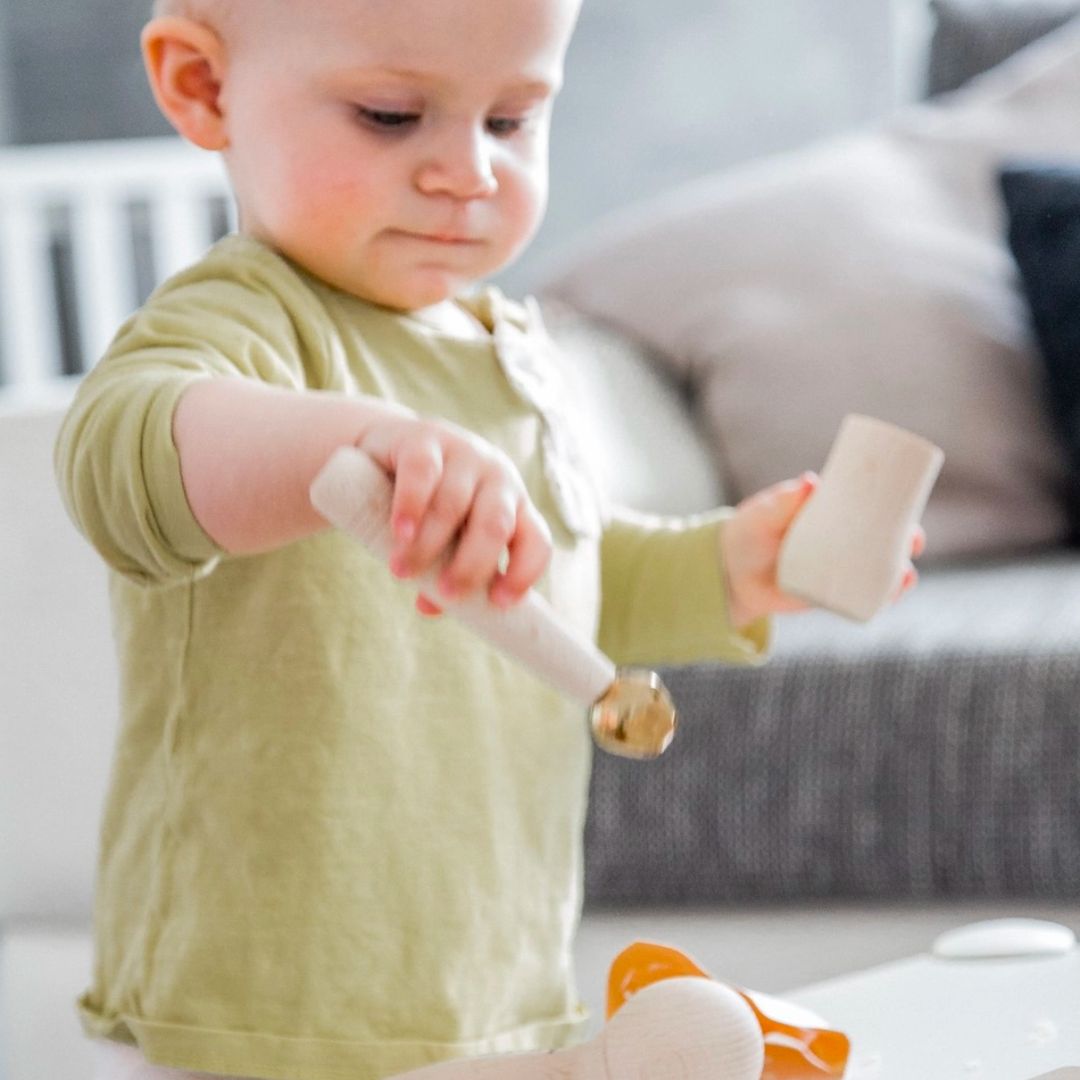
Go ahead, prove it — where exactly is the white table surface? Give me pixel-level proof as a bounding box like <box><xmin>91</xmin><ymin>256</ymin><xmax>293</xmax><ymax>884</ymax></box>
<box><xmin>575</xmin><ymin>903</ymin><xmax>1080</xmax><ymax>1079</ymax></box>
<box><xmin>789</xmin><ymin>948</ymin><xmax>1080</xmax><ymax>1080</ymax></box>
<box><xmin>8</xmin><ymin>909</ymin><xmax>1080</xmax><ymax>1080</ymax></box>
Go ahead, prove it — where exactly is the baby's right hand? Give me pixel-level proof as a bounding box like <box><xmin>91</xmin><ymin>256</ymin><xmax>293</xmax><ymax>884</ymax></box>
<box><xmin>356</xmin><ymin>413</ymin><xmax>552</xmax><ymax>615</ymax></box>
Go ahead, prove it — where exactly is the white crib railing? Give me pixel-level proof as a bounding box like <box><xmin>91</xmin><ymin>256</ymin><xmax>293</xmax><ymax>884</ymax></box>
<box><xmin>0</xmin><ymin>137</ymin><xmax>233</xmax><ymax>405</ymax></box>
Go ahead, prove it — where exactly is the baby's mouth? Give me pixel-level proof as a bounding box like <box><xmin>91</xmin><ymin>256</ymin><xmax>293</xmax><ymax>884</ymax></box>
<box><xmin>392</xmin><ymin>229</ymin><xmax>482</xmax><ymax>246</ymax></box>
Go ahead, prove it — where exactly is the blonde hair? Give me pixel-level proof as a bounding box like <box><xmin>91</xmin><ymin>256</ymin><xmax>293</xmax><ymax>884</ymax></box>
<box><xmin>151</xmin><ymin>0</ymin><xmax>231</xmax><ymax>22</ymax></box>
<box><xmin>149</xmin><ymin>0</ymin><xmax>240</xmax><ymax>36</ymax></box>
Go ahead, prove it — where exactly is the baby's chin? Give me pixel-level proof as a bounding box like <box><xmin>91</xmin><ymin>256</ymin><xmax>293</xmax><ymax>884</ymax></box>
<box><xmin>346</xmin><ymin>269</ymin><xmax>480</xmax><ymax>312</ymax></box>
<box><xmin>256</xmin><ymin>236</ymin><xmax>481</xmax><ymax>311</ymax></box>
<box><xmin>295</xmin><ymin>267</ymin><xmax>455</xmax><ymax>311</ymax></box>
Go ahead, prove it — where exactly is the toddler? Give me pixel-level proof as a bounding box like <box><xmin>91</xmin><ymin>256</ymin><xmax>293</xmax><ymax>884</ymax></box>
<box><xmin>58</xmin><ymin>1</ymin><xmax>921</xmax><ymax>1078</ymax></box>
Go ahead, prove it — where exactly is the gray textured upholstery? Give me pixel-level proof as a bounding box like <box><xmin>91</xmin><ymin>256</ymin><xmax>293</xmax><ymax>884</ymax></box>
<box><xmin>584</xmin><ymin>553</ymin><xmax>1080</xmax><ymax>904</ymax></box>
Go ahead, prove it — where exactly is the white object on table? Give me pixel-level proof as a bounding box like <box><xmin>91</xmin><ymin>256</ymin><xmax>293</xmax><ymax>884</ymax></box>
<box><xmin>932</xmin><ymin>918</ymin><xmax>1077</xmax><ymax>961</ymax></box>
<box><xmin>787</xmin><ymin>921</ymin><xmax>1080</xmax><ymax>1079</ymax></box>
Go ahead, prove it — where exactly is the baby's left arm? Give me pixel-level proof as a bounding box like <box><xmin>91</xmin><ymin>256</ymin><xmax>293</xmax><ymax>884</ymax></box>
<box><xmin>721</xmin><ymin>473</ymin><xmax>925</xmax><ymax>630</ymax></box>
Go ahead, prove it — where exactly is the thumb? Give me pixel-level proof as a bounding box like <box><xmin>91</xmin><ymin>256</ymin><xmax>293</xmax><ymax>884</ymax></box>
<box><xmin>758</xmin><ymin>471</ymin><xmax>817</xmax><ymax>531</ymax></box>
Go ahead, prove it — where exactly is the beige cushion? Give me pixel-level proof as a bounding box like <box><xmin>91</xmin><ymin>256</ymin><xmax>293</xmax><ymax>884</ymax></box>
<box><xmin>540</xmin><ymin>299</ymin><xmax>726</xmax><ymax>514</ymax></box>
<box><xmin>539</xmin><ymin>19</ymin><xmax>1080</xmax><ymax>559</ymax></box>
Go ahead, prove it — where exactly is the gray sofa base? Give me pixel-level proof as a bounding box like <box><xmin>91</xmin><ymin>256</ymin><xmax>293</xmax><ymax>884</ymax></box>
<box><xmin>585</xmin><ymin>553</ymin><xmax>1080</xmax><ymax>904</ymax></box>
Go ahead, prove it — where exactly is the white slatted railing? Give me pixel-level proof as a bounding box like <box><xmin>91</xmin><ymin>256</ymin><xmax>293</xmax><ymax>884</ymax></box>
<box><xmin>0</xmin><ymin>137</ymin><xmax>232</xmax><ymax>406</ymax></box>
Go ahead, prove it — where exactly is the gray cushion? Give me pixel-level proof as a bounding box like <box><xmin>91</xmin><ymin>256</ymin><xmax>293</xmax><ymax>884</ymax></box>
<box><xmin>927</xmin><ymin>0</ymin><xmax>1080</xmax><ymax>96</ymax></box>
<box><xmin>584</xmin><ymin>554</ymin><xmax>1080</xmax><ymax>904</ymax></box>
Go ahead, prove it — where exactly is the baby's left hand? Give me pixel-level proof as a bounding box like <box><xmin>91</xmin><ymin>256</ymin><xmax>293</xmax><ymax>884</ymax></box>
<box><xmin>721</xmin><ymin>473</ymin><xmax>926</xmax><ymax>630</ymax></box>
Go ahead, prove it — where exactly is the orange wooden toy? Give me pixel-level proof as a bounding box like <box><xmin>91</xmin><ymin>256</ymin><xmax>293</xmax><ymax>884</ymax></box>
<box><xmin>607</xmin><ymin>941</ymin><xmax>850</xmax><ymax>1078</ymax></box>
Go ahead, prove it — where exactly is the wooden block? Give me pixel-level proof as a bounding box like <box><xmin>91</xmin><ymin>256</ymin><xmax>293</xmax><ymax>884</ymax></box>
<box><xmin>777</xmin><ymin>414</ymin><xmax>943</xmax><ymax>622</ymax></box>
<box><xmin>391</xmin><ymin>977</ymin><xmax>764</xmax><ymax>1079</ymax></box>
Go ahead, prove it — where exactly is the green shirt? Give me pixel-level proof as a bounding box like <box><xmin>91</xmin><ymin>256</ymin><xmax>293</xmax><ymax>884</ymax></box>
<box><xmin>56</xmin><ymin>235</ymin><xmax>768</xmax><ymax>1080</ymax></box>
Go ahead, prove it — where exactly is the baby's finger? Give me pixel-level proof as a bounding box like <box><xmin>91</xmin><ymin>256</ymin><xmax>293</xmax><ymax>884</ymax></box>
<box><xmin>489</xmin><ymin>503</ymin><xmax>552</xmax><ymax>608</ymax></box>
<box><xmin>398</xmin><ymin>457</ymin><xmax>478</xmax><ymax>580</ymax></box>
<box><xmin>791</xmin><ymin>471</ymin><xmax>818</xmax><ymax>507</ymax></box>
<box><xmin>747</xmin><ymin>472</ymin><xmax>818</xmax><ymax>536</ymax></box>
<box><xmin>438</xmin><ymin>482</ymin><xmax>518</xmax><ymax>598</ymax></box>
<box><xmin>910</xmin><ymin>524</ymin><xmax>927</xmax><ymax>559</ymax></box>
<box><xmin>387</xmin><ymin>438</ymin><xmax>444</xmax><ymax>547</ymax></box>
<box><xmin>892</xmin><ymin>563</ymin><xmax>918</xmax><ymax>601</ymax></box>
<box><xmin>415</xmin><ymin>594</ymin><xmax>444</xmax><ymax>617</ymax></box>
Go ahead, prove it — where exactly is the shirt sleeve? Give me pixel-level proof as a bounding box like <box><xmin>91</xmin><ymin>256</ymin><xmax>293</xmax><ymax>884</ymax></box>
<box><xmin>54</xmin><ymin>248</ymin><xmax>321</xmax><ymax>587</ymax></box>
<box><xmin>596</xmin><ymin>505</ymin><xmax>771</xmax><ymax>667</ymax></box>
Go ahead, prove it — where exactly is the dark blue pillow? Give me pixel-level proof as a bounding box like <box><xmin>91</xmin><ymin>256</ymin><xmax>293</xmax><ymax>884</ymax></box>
<box><xmin>1000</xmin><ymin>162</ymin><xmax>1080</xmax><ymax>534</ymax></box>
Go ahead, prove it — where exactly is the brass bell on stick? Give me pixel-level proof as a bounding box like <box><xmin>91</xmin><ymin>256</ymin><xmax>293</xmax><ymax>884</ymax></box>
<box><xmin>310</xmin><ymin>447</ymin><xmax>677</xmax><ymax>759</ymax></box>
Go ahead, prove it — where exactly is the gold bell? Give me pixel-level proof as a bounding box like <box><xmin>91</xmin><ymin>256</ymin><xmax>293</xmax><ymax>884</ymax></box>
<box><xmin>589</xmin><ymin>668</ymin><xmax>677</xmax><ymax>759</ymax></box>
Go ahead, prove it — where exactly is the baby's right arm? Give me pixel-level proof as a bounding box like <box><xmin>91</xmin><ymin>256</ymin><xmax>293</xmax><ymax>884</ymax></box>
<box><xmin>173</xmin><ymin>377</ymin><xmax>552</xmax><ymax>609</ymax></box>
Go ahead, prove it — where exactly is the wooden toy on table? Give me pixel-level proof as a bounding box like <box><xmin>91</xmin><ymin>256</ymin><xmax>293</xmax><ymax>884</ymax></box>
<box><xmin>777</xmin><ymin>414</ymin><xmax>943</xmax><ymax>622</ymax></box>
<box><xmin>310</xmin><ymin>447</ymin><xmax>677</xmax><ymax>759</ymax></box>
<box><xmin>392</xmin><ymin>975</ymin><xmax>765</xmax><ymax>1079</ymax></box>
<box><xmin>607</xmin><ymin>941</ymin><xmax>850</xmax><ymax>1079</ymax></box>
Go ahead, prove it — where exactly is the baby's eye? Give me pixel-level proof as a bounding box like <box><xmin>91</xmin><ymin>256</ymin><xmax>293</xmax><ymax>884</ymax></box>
<box><xmin>355</xmin><ymin>106</ymin><xmax>421</xmax><ymax>131</ymax></box>
<box><xmin>486</xmin><ymin>116</ymin><xmax>527</xmax><ymax>137</ymax></box>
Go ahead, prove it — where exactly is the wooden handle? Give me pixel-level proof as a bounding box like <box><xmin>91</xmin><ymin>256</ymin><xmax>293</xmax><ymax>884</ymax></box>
<box><xmin>310</xmin><ymin>447</ymin><xmax>616</xmax><ymax>707</ymax></box>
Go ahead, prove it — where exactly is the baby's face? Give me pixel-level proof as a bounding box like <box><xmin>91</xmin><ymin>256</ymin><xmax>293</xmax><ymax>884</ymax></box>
<box><xmin>218</xmin><ymin>0</ymin><xmax>580</xmax><ymax>309</ymax></box>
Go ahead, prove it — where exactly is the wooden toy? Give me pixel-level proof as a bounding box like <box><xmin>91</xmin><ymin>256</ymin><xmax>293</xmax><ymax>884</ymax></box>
<box><xmin>310</xmin><ymin>447</ymin><xmax>677</xmax><ymax>758</ymax></box>
<box><xmin>607</xmin><ymin>941</ymin><xmax>850</xmax><ymax>1079</ymax></box>
<box><xmin>392</xmin><ymin>975</ymin><xmax>764</xmax><ymax>1079</ymax></box>
<box><xmin>777</xmin><ymin>414</ymin><xmax>943</xmax><ymax>622</ymax></box>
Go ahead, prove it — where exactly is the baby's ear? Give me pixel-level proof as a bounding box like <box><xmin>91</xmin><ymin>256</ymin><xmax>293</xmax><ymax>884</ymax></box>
<box><xmin>141</xmin><ymin>16</ymin><xmax>229</xmax><ymax>151</ymax></box>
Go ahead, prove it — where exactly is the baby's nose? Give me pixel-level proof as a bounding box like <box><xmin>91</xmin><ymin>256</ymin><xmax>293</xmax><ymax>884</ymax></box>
<box><xmin>414</xmin><ymin>124</ymin><xmax>498</xmax><ymax>200</ymax></box>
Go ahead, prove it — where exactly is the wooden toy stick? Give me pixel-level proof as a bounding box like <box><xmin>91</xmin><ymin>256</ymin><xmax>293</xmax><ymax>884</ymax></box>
<box><xmin>310</xmin><ymin>447</ymin><xmax>677</xmax><ymax>758</ymax></box>
<box><xmin>390</xmin><ymin>977</ymin><xmax>764</xmax><ymax>1080</ymax></box>
<box><xmin>777</xmin><ymin>414</ymin><xmax>944</xmax><ymax>622</ymax></box>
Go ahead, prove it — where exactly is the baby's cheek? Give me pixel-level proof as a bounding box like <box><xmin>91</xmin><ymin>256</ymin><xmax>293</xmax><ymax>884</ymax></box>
<box><xmin>495</xmin><ymin>174</ymin><xmax>547</xmax><ymax>263</ymax></box>
<box><xmin>286</xmin><ymin>167</ymin><xmax>357</xmax><ymax>231</ymax></box>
